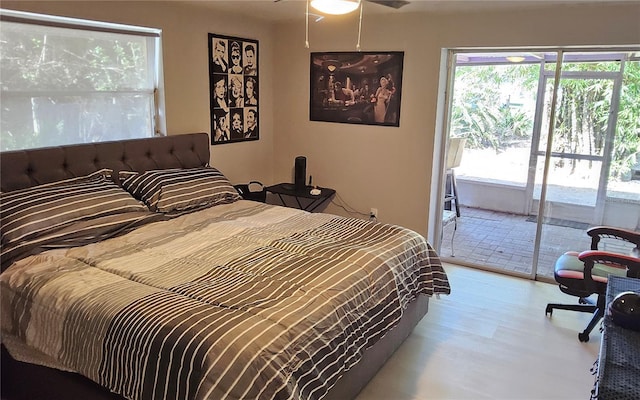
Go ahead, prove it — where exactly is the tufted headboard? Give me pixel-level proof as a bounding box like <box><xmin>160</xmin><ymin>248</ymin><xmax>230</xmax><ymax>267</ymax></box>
<box><xmin>0</xmin><ymin>133</ymin><xmax>210</xmax><ymax>192</ymax></box>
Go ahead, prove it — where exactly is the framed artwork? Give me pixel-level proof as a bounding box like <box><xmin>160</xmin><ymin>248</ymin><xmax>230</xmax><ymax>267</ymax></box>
<box><xmin>208</xmin><ymin>33</ymin><xmax>259</xmax><ymax>144</ymax></box>
<box><xmin>310</xmin><ymin>51</ymin><xmax>404</xmax><ymax>127</ymax></box>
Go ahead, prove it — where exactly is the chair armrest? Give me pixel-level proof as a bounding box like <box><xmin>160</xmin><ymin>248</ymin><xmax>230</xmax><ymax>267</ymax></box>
<box><xmin>578</xmin><ymin>250</ymin><xmax>640</xmax><ymax>270</ymax></box>
<box><xmin>587</xmin><ymin>226</ymin><xmax>640</xmax><ymax>250</ymax></box>
<box><xmin>579</xmin><ymin>250</ymin><xmax>640</xmax><ymax>292</ymax></box>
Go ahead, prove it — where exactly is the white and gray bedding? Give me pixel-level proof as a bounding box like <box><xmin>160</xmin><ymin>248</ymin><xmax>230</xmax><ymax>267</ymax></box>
<box><xmin>0</xmin><ymin>168</ymin><xmax>165</xmax><ymax>270</ymax></box>
<box><xmin>1</xmin><ymin>200</ymin><xmax>450</xmax><ymax>400</ymax></box>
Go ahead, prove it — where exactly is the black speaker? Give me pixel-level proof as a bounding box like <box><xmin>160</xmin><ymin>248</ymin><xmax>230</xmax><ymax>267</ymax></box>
<box><xmin>294</xmin><ymin>156</ymin><xmax>306</xmax><ymax>191</ymax></box>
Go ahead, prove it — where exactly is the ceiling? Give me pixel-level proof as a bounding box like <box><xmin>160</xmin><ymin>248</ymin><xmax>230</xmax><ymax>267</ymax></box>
<box><xmin>182</xmin><ymin>0</ymin><xmax>629</xmax><ymax>23</ymax></box>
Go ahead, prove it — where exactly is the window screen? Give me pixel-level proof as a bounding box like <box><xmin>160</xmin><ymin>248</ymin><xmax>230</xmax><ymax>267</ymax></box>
<box><xmin>0</xmin><ymin>10</ymin><xmax>164</xmax><ymax>151</ymax></box>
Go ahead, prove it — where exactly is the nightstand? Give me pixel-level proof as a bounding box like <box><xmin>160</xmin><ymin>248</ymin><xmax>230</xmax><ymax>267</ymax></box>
<box><xmin>266</xmin><ymin>183</ymin><xmax>335</xmax><ymax>212</ymax></box>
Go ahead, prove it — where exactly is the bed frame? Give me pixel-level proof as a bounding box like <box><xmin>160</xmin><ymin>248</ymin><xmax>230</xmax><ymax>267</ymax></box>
<box><xmin>0</xmin><ymin>133</ymin><xmax>429</xmax><ymax>400</ymax></box>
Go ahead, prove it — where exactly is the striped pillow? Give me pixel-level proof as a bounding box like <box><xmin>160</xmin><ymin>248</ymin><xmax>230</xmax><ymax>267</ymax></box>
<box><xmin>0</xmin><ymin>169</ymin><xmax>148</xmax><ymax>249</ymax></box>
<box><xmin>0</xmin><ymin>211</ymin><xmax>164</xmax><ymax>271</ymax></box>
<box><xmin>120</xmin><ymin>167</ymin><xmax>241</xmax><ymax>216</ymax></box>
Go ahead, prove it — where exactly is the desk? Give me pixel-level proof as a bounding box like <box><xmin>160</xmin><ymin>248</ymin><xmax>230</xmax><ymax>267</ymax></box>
<box><xmin>593</xmin><ymin>275</ymin><xmax>640</xmax><ymax>400</ymax></box>
<box><xmin>266</xmin><ymin>183</ymin><xmax>335</xmax><ymax>212</ymax></box>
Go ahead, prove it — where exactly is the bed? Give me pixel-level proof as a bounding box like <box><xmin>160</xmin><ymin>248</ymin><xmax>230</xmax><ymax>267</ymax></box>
<box><xmin>0</xmin><ymin>132</ymin><xmax>450</xmax><ymax>400</ymax></box>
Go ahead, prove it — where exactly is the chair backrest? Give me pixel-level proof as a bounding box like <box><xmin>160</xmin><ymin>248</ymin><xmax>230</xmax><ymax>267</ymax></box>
<box><xmin>446</xmin><ymin>137</ymin><xmax>466</xmax><ymax>170</ymax></box>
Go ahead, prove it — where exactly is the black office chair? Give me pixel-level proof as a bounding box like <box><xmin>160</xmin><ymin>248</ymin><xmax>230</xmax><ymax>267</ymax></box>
<box><xmin>545</xmin><ymin>226</ymin><xmax>640</xmax><ymax>342</ymax></box>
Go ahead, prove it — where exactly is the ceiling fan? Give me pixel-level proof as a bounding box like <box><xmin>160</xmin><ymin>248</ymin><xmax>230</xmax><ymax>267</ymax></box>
<box><xmin>366</xmin><ymin>1</ymin><xmax>410</xmax><ymax>9</ymax></box>
<box><xmin>275</xmin><ymin>0</ymin><xmax>411</xmax><ymax>13</ymax></box>
<box><xmin>275</xmin><ymin>0</ymin><xmax>410</xmax><ymax>49</ymax></box>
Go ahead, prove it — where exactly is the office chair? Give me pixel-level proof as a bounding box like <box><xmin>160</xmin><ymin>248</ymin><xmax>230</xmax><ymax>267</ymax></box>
<box><xmin>545</xmin><ymin>226</ymin><xmax>640</xmax><ymax>342</ymax></box>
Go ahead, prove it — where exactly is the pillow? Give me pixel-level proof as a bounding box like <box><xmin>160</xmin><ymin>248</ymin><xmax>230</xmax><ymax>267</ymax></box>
<box><xmin>0</xmin><ymin>211</ymin><xmax>164</xmax><ymax>272</ymax></box>
<box><xmin>120</xmin><ymin>167</ymin><xmax>241</xmax><ymax>215</ymax></box>
<box><xmin>0</xmin><ymin>169</ymin><xmax>149</xmax><ymax>249</ymax></box>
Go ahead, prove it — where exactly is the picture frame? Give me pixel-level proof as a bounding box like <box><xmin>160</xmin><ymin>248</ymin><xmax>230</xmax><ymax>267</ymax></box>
<box><xmin>208</xmin><ymin>33</ymin><xmax>259</xmax><ymax>144</ymax></box>
<box><xmin>310</xmin><ymin>51</ymin><xmax>404</xmax><ymax>127</ymax></box>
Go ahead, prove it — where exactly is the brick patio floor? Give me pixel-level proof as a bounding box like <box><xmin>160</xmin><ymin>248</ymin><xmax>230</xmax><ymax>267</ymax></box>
<box><xmin>440</xmin><ymin>206</ymin><xmax>633</xmax><ymax>280</ymax></box>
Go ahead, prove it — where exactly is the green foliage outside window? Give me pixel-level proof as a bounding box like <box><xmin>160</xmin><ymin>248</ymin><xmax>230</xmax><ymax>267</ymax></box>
<box><xmin>0</xmin><ymin>21</ymin><xmax>155</xmax><ymax>151</ymax></box>
<box><xmin>451</xmin><ymin>59</ymin><xmax>640</xmax><ymax>181</ymax></box>
<box><xmin>451</xmin><ymin>64</ymin><xmax>538</xmax><ymax>152</ymax></box>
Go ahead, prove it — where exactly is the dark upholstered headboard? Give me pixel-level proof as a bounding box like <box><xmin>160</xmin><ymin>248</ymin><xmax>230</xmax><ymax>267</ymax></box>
<box><xmin>0</xmin><ymin>133</ymin><xmax>210</xmax><ymax>192</ymax></box>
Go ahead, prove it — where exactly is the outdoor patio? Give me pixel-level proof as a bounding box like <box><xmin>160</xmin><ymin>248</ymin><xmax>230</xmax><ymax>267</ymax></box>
<box><xmin>440</xmin><ymin>206</ymin><xmax>633</xmax><ymax>280</ymax></box>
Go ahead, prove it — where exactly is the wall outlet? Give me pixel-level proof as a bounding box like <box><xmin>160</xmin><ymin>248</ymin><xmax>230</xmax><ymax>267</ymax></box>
<box><xmin>370</xmin><ymin>208</ymin><xmax>378</xmax><ymax>218</ymax></box>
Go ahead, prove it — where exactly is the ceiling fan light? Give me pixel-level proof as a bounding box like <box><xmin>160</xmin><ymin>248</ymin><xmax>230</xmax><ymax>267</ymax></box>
<box><xmin>310</xmin><ymin>0</ymin><xmax>361</xmax><ymax>15</ymax></box>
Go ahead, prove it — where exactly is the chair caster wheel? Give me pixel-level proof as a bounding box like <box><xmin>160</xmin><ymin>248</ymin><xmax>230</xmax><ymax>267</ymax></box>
<box><xmin>578</xmin><ymin>332</ymin><xmax>590</xmax><ymax>342</ymax></box>
<box><xmin>579</xmin><ymin>298</ymin><xmax>588</xmax><ymax>305</ymax></box>
<box><xmin>545</xmin><ymin>305</ymin><xmax>553</xmax><ymax>316</ymax></box>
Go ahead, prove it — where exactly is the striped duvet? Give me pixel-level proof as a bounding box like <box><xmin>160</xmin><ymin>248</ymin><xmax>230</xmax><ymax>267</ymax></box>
<box><xmin>1</xmin><ymin>200</ymin><xmax>450</xmax><ymax>400</ymax></box>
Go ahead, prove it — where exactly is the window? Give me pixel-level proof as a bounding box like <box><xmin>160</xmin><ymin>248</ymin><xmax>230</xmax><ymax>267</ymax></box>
<box><xmin>451</xmin><ymin>62</ymin><xmax>539</xmax><ymax>187</ymax></box>
<box><xmin>0</xmin><ymin>9</ymin><xmax>165</xmax><ymax>151</ymax></box>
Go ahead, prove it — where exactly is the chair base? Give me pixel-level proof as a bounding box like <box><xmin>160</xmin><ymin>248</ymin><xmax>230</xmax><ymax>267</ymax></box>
<box><xmin>545</xmin><ymin>296</ymin><xmax>604</xmax><ymax>342</ymax></box>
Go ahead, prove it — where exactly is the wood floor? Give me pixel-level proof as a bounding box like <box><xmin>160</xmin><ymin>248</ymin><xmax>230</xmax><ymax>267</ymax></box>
<box><xmin>356</xmin><ymin>263</ymin><xmax>601</xmax><ymax>400</ymax></box>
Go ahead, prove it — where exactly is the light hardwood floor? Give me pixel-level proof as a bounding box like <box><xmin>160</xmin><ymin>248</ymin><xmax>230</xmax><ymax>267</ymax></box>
<box><xmin>356</xmin><ymin>263</ymin><xmax>601</xmax><ymax>400</ymax></box>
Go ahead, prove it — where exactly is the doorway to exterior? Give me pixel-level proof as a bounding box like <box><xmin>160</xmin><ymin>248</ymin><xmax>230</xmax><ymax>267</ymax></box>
<box><xmin>436</xmin><ymin>48</ymin><xmax>640</xmax><ymax>281</ymax></box>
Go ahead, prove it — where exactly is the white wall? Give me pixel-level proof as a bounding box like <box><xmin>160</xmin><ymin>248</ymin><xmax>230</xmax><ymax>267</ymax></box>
<box><xmin>272</xmin><ymin>3</ymin><xmax>640</xmax><ymax>238</ymax></box>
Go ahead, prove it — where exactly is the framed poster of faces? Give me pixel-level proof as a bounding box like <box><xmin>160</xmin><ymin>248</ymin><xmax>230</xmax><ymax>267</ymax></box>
<box><xmin>208</xmin><ymin>33</ymin><xmax>259</xmax><ymax>144</ymax></box>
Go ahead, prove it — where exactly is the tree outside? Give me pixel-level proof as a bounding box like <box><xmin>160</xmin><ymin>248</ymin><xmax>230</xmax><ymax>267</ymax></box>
<box><xmin>450</xmin><ymin>56</ymin><xmax>640</xmax><ymax>201</ymax></box>
<box><xmin>0</xmin><ymin>21</ymin><xmax>155</xmax><ymax>151</ymax></box>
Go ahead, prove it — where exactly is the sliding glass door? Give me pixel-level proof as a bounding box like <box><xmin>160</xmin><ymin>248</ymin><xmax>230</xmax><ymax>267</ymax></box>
<box><xmin>534</xmin><ymin>52</ymin><xmax>638</xmax><ymax>276</ymax></box>
<box><xmin>532</xmin><ymin>56</ymin><xmax>620</xmax><ymax>219</ymax></box>
<box><xmin>438</xmin><ymin>48</ymin><xmax>640</xmax><ymax>280</ymax></box>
